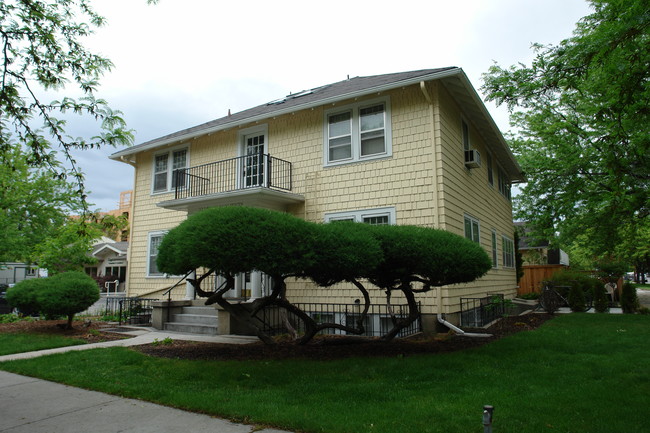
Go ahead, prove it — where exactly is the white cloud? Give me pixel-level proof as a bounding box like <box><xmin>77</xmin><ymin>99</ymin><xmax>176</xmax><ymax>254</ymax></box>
<box><xmin>68</xmin><ymin>0</ymin><xmax>591</xmax><ymax>211</ymax></box>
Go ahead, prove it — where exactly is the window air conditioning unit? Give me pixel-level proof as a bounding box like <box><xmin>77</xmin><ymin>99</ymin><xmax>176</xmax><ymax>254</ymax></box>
<box><xmin>464</xmin><ymin>149</ymin><xmax>481</xmax><ymax>168</ymax></box>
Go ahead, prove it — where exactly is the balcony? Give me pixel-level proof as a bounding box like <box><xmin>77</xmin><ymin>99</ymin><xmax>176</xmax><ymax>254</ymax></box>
<box><xmin>157</xmin><ymin>153</ymin><xmax>304</xmax><ymax>213</ymax></box>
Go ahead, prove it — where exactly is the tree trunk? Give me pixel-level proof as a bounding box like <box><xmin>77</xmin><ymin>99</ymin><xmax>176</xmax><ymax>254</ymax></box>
<box><xmin>382</xmin><ymin>285</ymin><xmax>419</xmax><ymax>342</ymax></box>
<box><xmin>66</xmin><ymin>314</ymin><xmax>74</xmax><ymax>330</ymax></box>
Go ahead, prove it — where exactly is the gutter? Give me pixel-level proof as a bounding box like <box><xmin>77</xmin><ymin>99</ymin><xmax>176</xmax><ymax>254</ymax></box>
<box><xmin>436</xmin><ymin>287</ymin><xmax>492</xmax><ymax>338</ymax></box>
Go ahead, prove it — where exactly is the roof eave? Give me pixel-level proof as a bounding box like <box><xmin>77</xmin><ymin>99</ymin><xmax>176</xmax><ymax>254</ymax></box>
<box><xmin>110</xmin><ymin>68</ymin><xmax>464</xmax><ymax>161</ymax></box>
<box><xmin>447</xmin><ymin>71</ymin><xmax>524</xmax><ymax>183</ymax></box>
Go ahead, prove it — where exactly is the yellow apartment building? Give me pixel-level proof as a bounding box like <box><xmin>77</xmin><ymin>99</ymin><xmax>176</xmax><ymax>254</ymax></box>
<box><xmin>110</xmin><ymin>68</ymin><xmax>524</xmax><ymax>333</ymax></box>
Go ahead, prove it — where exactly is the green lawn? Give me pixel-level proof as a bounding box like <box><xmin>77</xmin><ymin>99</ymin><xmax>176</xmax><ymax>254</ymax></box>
<box><xmin>0</xmin><ymin>333</ymin><xmax>86</xmax><ymax>356</ymax></box>
<box><xmin>1</xmin><ymin>314</ymin><xmax>648</xmax><ymax>433</ymax></box>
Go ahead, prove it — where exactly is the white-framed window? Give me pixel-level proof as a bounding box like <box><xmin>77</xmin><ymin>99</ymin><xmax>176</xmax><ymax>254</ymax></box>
<box><xmin>461</xmin><ymin>119</ymin><xmax>471</xmax><ymax>151</ymax></box>
<box><xmin>502</xmin><ymin>235</ymin><xmax>515</xmax><ymax>268</ymax></box>
<box><xmin>147</xmin><ymin>231</ymin><xmax>167</xmax><ymax>277</ymax></box>
<box><xmin>498</xmin><ymin>167</ymin><xmax>511</xmax><ymax>200</ymax></box>
<box><xmin>324</xmin><ymin>97</ymin><xmax>392</xmax><ymax>166</ymax></box>
<box><xmin>152</xmin><ymin>147</ymin><xmax>188</xmax><ymax>194</ymax></box>
<box><xmin>491</xmin><ymin>229</ymin><xmax>498</xmax><ymax>268</ymax></box>
<box><xmin>487</xmin><ymin>153</ymin><xmax>494</xmax><ymax>186</ymax></box>
<box><xmin>324</xmin><ymin>207</ymin><xmax>396</xmax><ymax>225</ymax></box>
<box><xmin>464</xmin><ymin>214</ymin><xmax>480</xmax><ymax>243</ymax></box>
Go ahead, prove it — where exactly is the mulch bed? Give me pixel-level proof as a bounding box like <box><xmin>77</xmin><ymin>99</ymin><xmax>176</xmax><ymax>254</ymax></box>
<box><xmin>135</xmin><ymin>313</ymin><xmax>555</xmax><ymax>361</ymax></box>
<box><xmin>0</xmin><ymin>319</ymin><xmax>131</xmax><ymax>344</ymax></box>
<box><xmin>0</xmin><ymin>313</ymin><xmax>555</xmax><ymax>360</ymax></box>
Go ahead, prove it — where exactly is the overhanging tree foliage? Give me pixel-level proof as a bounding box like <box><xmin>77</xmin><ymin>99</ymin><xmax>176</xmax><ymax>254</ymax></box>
<box><xmin>0</xmin><ymin>0</ymin><xmax>139</xmax><ymax>209</ymax></box>
<box><xmin>0</xmin><ymin>146</ymin><xmax>82</xmax><ymax>262</ymax></box>
<box><xmin>481</xmin><ymin>0</ymin><xmax>649</xmax><ymax>259</ymax></box>
<box><xmin>157</xmin><ymin>207</ymin><xmax>491</xmax><ymax>344</ymax></box>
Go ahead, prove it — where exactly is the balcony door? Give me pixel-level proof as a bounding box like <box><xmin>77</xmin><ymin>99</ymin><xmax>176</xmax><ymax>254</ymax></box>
<box><xmin>242</xmin><ymin>132</ymin><xmax>266</xmax><ymax>187</ymax></box>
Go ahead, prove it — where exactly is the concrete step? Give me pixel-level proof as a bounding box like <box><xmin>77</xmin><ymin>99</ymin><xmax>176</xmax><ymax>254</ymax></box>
<box><xmin>163</xmin><ymin>322</ymin><xmax>218</xmax><ymax>335</ymax></box>
<box><xmin>181</xmin><ymin>306</ymin><xmax>218</xmax><ymax>316</ymax></box>
<box><xmin>171</xmin><ymin>313</ymin><xmax>217</xmax><ymax>325</ymax></box>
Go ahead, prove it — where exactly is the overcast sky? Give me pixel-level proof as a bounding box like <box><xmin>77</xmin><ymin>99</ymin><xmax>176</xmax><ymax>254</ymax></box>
<box><xmin>66</xmin><ymin>0</ymin><xmax>593</xmax><ymax>212</ymax></box>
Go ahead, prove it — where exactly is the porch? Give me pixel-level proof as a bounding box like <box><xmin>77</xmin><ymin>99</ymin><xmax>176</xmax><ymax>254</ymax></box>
<box><xmin>156</xmin><ymin>153</ymin><xmax>304</xmax><ymax>213</ymax></box>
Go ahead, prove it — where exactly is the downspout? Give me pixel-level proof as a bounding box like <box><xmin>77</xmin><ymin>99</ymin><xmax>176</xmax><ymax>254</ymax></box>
<box><xmin>436</xmin><ymin>287</ymin><xmax>492</xmax><ymax>338</ymax></box>
<box><xmin>421</xmin><ymin>82</ymin><xmax>490</xmax><ymax>338</ymax></box>
<box><xmin>419</xmin><ymin>81</ymin><xmax>441</xmax><ymax>229</ymax></box>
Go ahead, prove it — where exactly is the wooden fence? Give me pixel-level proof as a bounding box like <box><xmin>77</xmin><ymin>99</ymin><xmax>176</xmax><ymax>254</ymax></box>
<box><xmin>517</xmin><ymin>264</ymin><xmax>568</xmax><ymax>296</ymax></box>
<box><xmin>518</xmin><ymin>265</ymin><xmax>625</xmax><ymax>299</ymax></box>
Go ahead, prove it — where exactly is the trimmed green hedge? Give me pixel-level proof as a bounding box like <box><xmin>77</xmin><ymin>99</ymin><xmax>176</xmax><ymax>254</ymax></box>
<box><xmin>5</xmin><ymin>272</ymin><xmax>99</xmax><ymax>328</ymax></box>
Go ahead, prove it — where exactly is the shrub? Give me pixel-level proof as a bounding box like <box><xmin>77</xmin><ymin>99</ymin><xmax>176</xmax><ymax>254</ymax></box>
<box><xmin>567</xmin><ymin>284</ymin><xmax>586</xmax><ymax>312</ymax></box>
<box><xmin>621</xmin><ymin>282</ymin><xmax>640</xmax><ymax>314</ymax></box>
<box><xmin>549</xmin><ymin>270</ymin><xmax>599</xmax><ymax>303</ymax></box>
<box><xmin>37</xmin><ymin>272</ymin><xmax>100</xmax><ymax>328</ymax></box>
<box><xmin>593</xmin><ymin>283</ymin><xmax>610</xmax><ymax>313</ymax></box>
<box><xmin>5</xmin><ymin>278</ymin><xmax>48</xmax><ymax>316</ymax></box>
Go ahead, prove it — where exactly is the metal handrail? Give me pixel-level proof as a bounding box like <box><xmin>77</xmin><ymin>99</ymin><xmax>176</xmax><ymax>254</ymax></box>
<box><xmin>173</xmin><ymin>153</ymin><xmax>292</xmax><ymax>200</ymax></box>
<box><xmin>162</xmin><ymin>271</ymin><xmax>194</xmax><ymax>301</ymax></box>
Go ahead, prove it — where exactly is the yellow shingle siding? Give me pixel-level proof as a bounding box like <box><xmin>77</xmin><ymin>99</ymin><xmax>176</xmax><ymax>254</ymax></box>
<box><xmin>125</xmin><ymin>82</ymin><xmax>518</xmax><ymax>311</ymax></box>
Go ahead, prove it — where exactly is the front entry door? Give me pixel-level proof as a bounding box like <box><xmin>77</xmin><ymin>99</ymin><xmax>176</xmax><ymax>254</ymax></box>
<box><xmin>242</xmin><ymin>133</ymin><xmax>265</xmax><ymax>187</ymax></box>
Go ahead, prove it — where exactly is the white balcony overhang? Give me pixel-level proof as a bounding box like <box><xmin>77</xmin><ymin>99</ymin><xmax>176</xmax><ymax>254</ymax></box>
<box><xmin>157</xmin><ymin>187</ymin><xmax>305</xmax><ymax>214</ymax></box>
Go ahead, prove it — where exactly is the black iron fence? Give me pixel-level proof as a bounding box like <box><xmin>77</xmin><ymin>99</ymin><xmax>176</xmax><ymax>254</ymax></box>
<box><xmin>460</xmin><ymin>294</ymin><xmax>506</xmax><ymax>327</ymax></box>
<box><xmin>98</xmin><ymin>297</ymin><xmax>156</xmax><ymax>325</ymax></box>
<box><xmin>174</xmin><ymin>153</ymin><xmax>292</xmax><ymax>200</ymax></box>
<box><xmin>256</xmin><ymin>302</ymin><xmax>422</xmax><ymax>338</ymax></box>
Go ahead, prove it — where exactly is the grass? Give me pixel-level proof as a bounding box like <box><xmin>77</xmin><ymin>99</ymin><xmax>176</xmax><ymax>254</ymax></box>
<box><xmin>0</xmin><ymin>333</ymin><xmax>86</xmax><ymax>356</ymax></box>
<box><xmin>1</xmin><ymin>314</ymin><xmax>649</xmax><ymax>433</ymax></box>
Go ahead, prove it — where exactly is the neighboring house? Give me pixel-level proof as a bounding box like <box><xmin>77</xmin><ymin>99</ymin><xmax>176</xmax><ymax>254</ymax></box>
<box><xmin>516</xmin><ymin>223</ymin><xmax>570</xmax><ymax>266</ymax></box>
<box><xmin>0</xmin><ymin>263</ymin><xmax>41</xmax><ymax>286</ymax></box>
<box><xmin>110</xmin><ymin>68</ymin><xmax>524</xmax><ymax>330</ymax></box>
<box><xmin>84</xmin><ymin>237</ymin><xmax>129</xmax><ymax>293</ymax></box>
<box><xmin>97</xmin><ymin>190</ymin><xmax>133</xmax><ymax>242</ymax></box>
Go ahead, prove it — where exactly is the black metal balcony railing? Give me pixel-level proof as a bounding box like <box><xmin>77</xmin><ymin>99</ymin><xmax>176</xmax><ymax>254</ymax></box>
<box><xmin>173</xmin><ymin>153</ymin><xmax>292</xmax><ymax>200</ymax></box>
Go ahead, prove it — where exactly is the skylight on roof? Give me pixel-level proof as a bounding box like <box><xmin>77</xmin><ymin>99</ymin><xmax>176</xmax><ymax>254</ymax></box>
<box><xmin>266</xmin><ymin>89</ymin><xmax>315</xmax><ymax>106</ymax></box>
<box><xmin>287</xmin><ymin>89</ymin><xmax>313</xmax><ymax>99</ymax></box>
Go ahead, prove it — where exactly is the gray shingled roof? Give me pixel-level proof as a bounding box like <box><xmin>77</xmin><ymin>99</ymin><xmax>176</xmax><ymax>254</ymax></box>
<box><xmin>110</xmin><ymin>67</ymin><xmax>524</xmax><ymax>181</ymax></box>
<box><xmin>91</xmin><ymin>242</ymin><xmax>128</xmax><ymax>256</ymax></box>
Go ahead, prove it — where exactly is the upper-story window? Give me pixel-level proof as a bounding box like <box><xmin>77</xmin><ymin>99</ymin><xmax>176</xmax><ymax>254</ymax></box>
<box><xmin>324</xmin><ymin>98</ymin><xmax>392</xmax><ymax>166</ymax></box>
<box><xmin>461</xmin><ymin>119</ymin><xmax>470</xmax><ymax>151</ymax></box>
<box><xmin>487</xmin><ymin>153</ymin><xmax>494</xmax><ymax>186</ymax></box>
<box><xmin>153</xmin><ymin>148</ymin><xmax>188</xmax><ymax>194</ymax></box>
<box><xmin>498</xmin><ymin>167</ymin><xmax>511</xmax><ymax>200</ymax></box>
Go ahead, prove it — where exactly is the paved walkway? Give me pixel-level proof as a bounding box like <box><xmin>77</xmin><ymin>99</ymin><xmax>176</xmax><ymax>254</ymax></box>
<box><xmin>0</xmin><ymin>327</ymin><xmax>259</xmax><ymax>362</ymax></box>
<box><xmin>3</xmin><ymin>293</ymin><xmax>648</xmax><ymax>433</ymax></box>
<box><xmin>637</xmin><ymin>289</ymin><xmax>650</xmax><ymax>308</ymax></box>
<box><xmin>0</xmin><ymin>328</ymin><xmax>293</xmax><ymax>433</ymax></box>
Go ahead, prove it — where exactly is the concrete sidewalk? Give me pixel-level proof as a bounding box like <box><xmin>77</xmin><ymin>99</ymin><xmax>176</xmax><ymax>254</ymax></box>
<box><xmin>0</xmin><ymin>327</ymin><xmax>259</xmax><ymax>362</ymax></box>
<box><xmin>0</xmin><ymin>328</ymin><xmax>293</xmax><ymax>432</ymax></box>
<box><xmin>0</xmin><ymin>371</ymin><xmax>291</xmax><ymax>433</ymax></box>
